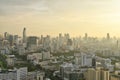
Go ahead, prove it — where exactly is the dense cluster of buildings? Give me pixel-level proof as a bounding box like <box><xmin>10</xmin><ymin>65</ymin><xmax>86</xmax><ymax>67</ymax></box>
<box><xmin>0</xmin><ymin>67</ymin><xmax>45</xmax><ymax>80</ymax></box>
<box><xmin>57</xmin><ymin>50</ymin><xmax>120</xmax><ymax>80</ymax></box>
<box><xmin>59</xmin><ymin>53</ymin><xmax>116</xmax><ymax>80</ymax></box>
<box><xmin>1</xmin><ymin>28</ymin><xmax>120</xmax><ymax>55</ymax></box>
<box><xmin>0</xmin><ymin>28</ymin><xmax>120</xmax><ymax>80</ymax></box>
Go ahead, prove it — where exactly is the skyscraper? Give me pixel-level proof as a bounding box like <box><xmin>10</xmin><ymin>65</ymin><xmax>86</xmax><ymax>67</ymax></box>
<box><xmin>4</xmin><ymin>32</ymin><xmax>8</xmax><ymax>40</ymax></box>
<box><xmin>84</xmin><ymin>33</ymin><xmax>88</xmax><ymax>40</ymax></box>
<box><xmin>27</xmin><ymin>36</ymin><xmax>37</xmax><ymax>47</ymax></box>
<box><xmin>8</xmin><ymin>34</ymin><xmax>14</xmax><ymax>46</ymax></box>
<box><xmin>23</xmin><ymin>28</ymin><xmax>26</xmax><ymax>43</ymax></box>
<box><xmin>107</xmin><ymin>33</ymin><xmax>110</xmax><ymax>40</ymax></box>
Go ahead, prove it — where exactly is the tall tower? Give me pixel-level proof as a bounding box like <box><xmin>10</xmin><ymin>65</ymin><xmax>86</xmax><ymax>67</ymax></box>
<box><xmin>85</xmin><ymin>33</ymin><xmax>88</xmax><ymax>40</ymax></box>
<box><xmin>23</xmin><ymin>28</ymin><xmax>26</xmax><ymax>43</ymax></box>
<box><xmin>4</xmin><ymin>32</ymin><xmax>8</xmax><ymax>40</ymax></box>
<box><xmin>107</xmin><ymin>33</ymin><xmax>110</xmax><ymax>40</ymax></box>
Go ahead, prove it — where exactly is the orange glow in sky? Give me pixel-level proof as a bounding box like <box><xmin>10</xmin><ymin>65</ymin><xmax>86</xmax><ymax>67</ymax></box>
<box><xmin>0</xmin><ymin>0</ymin><xmax>120</xmax><ymax>37</ymax></box>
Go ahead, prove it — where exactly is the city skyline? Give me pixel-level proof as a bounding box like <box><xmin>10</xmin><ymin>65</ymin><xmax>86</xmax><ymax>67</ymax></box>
<box><xmin>0</xmin><ymin>27</ymin><xmax>120</xmax><ymax>38</ymax></box>
<box><xmin>1</xmin><ymin>1</ymin><xmax>120</xmax><ymax>80</ymax></box>
<box><xmin>1</xmin><ymin>0</ymin><xmax>120</xmax><ymax>37</ymax></box>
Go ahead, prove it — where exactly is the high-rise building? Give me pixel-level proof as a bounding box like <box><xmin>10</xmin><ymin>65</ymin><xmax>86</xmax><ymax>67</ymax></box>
<box><xmin>64</xmin><ymin>33</ymin><xmax>70</xmax><ymax>40</ymax></box>
<box><xmin>84</xmin><ymin>68</ymin><xmax>109</xmax><ymax>80</ymax></box>
<box><xmin>107</xmin><ymin>33</ymin><xmax>110</xmax><ymax>40</ymax></box>
<box><xmin>81</xmin><ymin>53</ymin><xmax>93</xmax><ymax>67</ymax></box>
<box><xmin>4</xmin><ymin>32</ymin><xmax>8</xmax><ymax>40</ymax></box>
<box><xmin>101</xmin><ymin>69</ymin><xmax>109</xmax><ymax>80</ymax></box>
<box><xmin>84</xmin><ymin>33</ymin><xmax>88</xmax><ymax>40</ymax></box>
<box><xmin>64</xmin><ymin>71</ymin><xmax>84</xmax><ymax>80</ymax></box>
<box><xmin>59</xmin><ymin>33</ymin><xmax>62</xmax><ymax>38</ymax></box>
<box><xmin>60</xmin><ymin>63</ymin><xmax>74</xmax><ymax>80</ymax></box>
<box><xmin>92</xmin><ymin>58</ymin><xmax>96</xmax><ymax>67</ymax></box>
<box><xmin>27</xmin><ymin>36</ymin><xmax>38</xmax><ymax>47</ymax></box>
<box><xmin>67</xmin><ymin>39</ymin><xmax>72</xmax><ymax>46</ymax></box>
<box><xmin>14</xmin><ymin>35</ymin><xmax>19</xmax><ymax>44</ymax></box>
<box><xmin>8</xmin><ymin>34</ymin><xmax>14</xmax><ymax>46</ymax></box>
<box><xmin>23</xmin><ymin>28</ymin><xmax>27</xmax><ymax>43</ymax></box>
<box><xmin>18</xmin><ymin>43</ymin><xmax>25</xmax><ymax>55</ymax></box>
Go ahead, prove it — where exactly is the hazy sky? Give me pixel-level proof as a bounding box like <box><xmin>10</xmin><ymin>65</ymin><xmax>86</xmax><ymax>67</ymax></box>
<box><xmin>0</xmin><ymin>0</ymin><xmax>120</xmax><ymax>37</ymax></box>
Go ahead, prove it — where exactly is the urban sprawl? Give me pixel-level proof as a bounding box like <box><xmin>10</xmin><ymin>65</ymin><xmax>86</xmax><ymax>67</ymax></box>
<box><xmin>0</xmin><ymin>28</ymin><xmax>120</xmax><ymax>80</ymax></box>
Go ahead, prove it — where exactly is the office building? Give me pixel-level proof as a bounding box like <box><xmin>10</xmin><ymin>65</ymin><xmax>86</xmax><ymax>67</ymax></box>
<box><xmin>8</xmin><ymin>34</ymin><xmax>14</xmax><ymax>46</ymax></box>
<box><xmin>64</xmin><ymin>71</ymin><xmax>84</xmax><ymax>80</ymax></box>
<box><xmin>27</xmin><ymin>36</ymin><xmax>38</xmax><ymax>48</ymax></box>
<box><xmin>60</xmin><ymin>63</ymin><xmax>74</xmax><ymax>80</ymax></box>
<box><xmin>84</xmin><ymin>68</ymin><xmax>109</xmax><ymax>80</ymax></box>
<box><xmin>107</xmin><ymin>33</ymin><xmax>110</xmax><ymax>40</ymax></box>
<box><xmin>18</xmin><ymin>44</ymin><xmax>25</xmax><ymax>55</ymax></box>
<box><xmin>84</xmin><ymin>33</ymin><xmax>88</xmax><ymax>40</ymax></box>
<box><xmin>81</xmin><ymin>53</ymin><xmax>93</xmax><ymax>67</ymax></box>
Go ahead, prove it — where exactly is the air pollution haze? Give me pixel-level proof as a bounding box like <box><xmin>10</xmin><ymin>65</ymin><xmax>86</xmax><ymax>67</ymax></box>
<box><xmin>0</xmin><ymin>0</ymin><xmax>120</xmax><ymax>37</ymax></box>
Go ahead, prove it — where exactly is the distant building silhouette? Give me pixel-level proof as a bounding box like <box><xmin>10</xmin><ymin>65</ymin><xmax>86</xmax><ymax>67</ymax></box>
<box><xmin>85</xmin><ymin>33</ymin><xmax>88</xmax><ymax>40</ymax></box>
<box><xmin>4</xmin><ymin>32</ymin><xmax>8</xmax><ymax>40</ymax></box>
<box><xmin>23</xmin><ymin>28</ymin><xmax>27</xmax><ymax>43</ymax></box>
<box><xmin>27</xmin><ymin>36</ymin><xmax>37</xmax><ymax>47</ymax></box>
<box><xmin>107</xmin><ymin>33</ymin><xmax>110</xmax><ymax>40</ymax></box>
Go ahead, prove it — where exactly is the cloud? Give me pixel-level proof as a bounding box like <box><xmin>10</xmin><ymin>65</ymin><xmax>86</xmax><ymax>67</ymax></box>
<box><xmin>0</xmin><ymin>0</ymin><xmax>38</xmax><ymax>6</ymax></box>
<box><xmin>0</xmin><ymin>0</ymin><xmax>116</xmax><ymax>17</ymax></box>
<box><xmin>0</xmin><ymin>0</ymin><xmax>48</xmax><ymax>16</ymax></box>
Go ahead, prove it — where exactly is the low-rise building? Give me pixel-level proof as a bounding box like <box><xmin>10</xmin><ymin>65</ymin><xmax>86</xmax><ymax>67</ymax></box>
<box><xmin>110</xmin><ymin>75</ymin><xmax>120</xmax><ymax>80</ymax></box>
<box><xmin>0</xmin><ymin>67</ymin><xmax>27</xmax><ymax>80</ymax></box>
<box><xmin>6</xmin><ymin>55</ymin><xmax>15</xmax><ymax>66</ymax></box>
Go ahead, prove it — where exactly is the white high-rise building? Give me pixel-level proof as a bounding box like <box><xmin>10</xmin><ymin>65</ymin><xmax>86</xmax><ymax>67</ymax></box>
<box><xmin>81</xmin><ymin>53</ymin><xmax>93</xmax><ymax>67</ymax></box>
